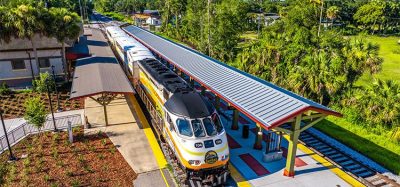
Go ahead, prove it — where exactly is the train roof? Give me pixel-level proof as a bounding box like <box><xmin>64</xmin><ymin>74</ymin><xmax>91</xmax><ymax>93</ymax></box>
<box><xmin>138</xmin><ymin>58</ymin><xmax>192</xmax><ymax>93</ymax></box>
<box><xmin>115</xmin><ymin>36</ymin><xmax>143</xmax><ymax>51</ymax></box>
<box><xmin>128</xmin><ymin>50</ymin><xmax>154</xmax><ymax>61</ymax></box>
<box><xmin>165</xmin><ymin>92</ymin><xmax>214</xmax><ymax>118</ymax></box>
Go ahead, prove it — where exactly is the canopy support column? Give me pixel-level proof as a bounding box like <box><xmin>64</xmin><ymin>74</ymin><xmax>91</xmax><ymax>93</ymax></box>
<box><xmin>214</xmin><ymin>96</ymin><xmax>220</xmax><ymax>111</ymax></box>
<box><xmin>284</xmin><ymin>115</ymin><xmax>301</xmax><ymax>177</ymax></box>
<box><xmin>201</xmin><ymin>86</ymin><xmax>206</xmax><ymax>95</ymax></box>
<box><xmin>232</xmin><ymin>108</ymin><xmax>239</xmax><ymax>130</ymax></box>
<box><xmin>189</xmin><ymin>77</ymin><xmax>194</xmax><ymax>87</ymax></box>
<box><xmin>89</xmin><ymin>93</ymin><xmax>116</xmax><ymax>126</ymax></box>
<box><xmin>103</xmin><ymin>104</ymin><xmax>108</xmax><ymax>126</ymax></box>
<box><xmin>253</xmin><ymin>124</ymin><xmax>263</xmax><ymax>150</ymax></box>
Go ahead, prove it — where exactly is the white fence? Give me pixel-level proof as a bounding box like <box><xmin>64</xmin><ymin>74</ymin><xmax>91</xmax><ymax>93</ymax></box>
<box><xmin>0</xmin><ymin>114</ymin><xmax>82</xmax><ymax>153</ymax></box>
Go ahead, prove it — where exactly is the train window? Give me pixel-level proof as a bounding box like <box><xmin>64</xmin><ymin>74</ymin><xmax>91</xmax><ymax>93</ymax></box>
<box><xmin>176</xmin><ymin>119</ymin><xmax>193</xmax><ymax>137</ymax></box>
<box><xmin>191</xmin><ymin>119</ymin><xmax>206</xmax><ymax>137</ymax></box>
<box><xmin>212</xmin><ymin>113</ymin><xmax>224</xmax><ymax>133</ymax></box>
<box><xmin>203</xmin><ymin>118</ymin><xmax>217</xmax><ymax>136</ymax></box>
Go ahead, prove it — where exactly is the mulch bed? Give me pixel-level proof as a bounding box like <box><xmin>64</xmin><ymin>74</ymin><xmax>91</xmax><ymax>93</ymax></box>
<box><xmin>0</xmin><ymin>127</ymin><xmax>136</xmax><ymax>186</ymax></box>
<box><xmin>0</xmin><ymin>89</ymin><xmax>84</xmax><ymax>120</ymax></box>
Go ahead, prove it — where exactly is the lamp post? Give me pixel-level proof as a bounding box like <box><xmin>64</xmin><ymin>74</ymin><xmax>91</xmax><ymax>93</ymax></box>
<box><xmin>46</xmin><ymin>78</ymin><xmax>58</xmax><ymax>132</ymax></box>
<box><xmin>0</xmin><ymin>109</ymin><xmax>17</xmax><ymax>161</ymax></box>
<box><xmin>51</xmin><ymin>65</ymin><xmax>61</xmax><ymax>111</ymax></box>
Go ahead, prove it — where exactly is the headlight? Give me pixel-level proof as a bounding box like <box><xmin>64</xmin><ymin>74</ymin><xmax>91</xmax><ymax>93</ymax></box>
<box><xmin>215</xmin><ymin>139</ymin><xmax>222</xmax><ymax>145</ymax></box>
<box><xmin>221</xmin><ymin>154</ymin><xmax>229</xmax><ymax>161</ymax></box>
<box><xmin>194</xmin><ymin>142</ymin><xmax>203</xmax><ymax>148</ymax></box>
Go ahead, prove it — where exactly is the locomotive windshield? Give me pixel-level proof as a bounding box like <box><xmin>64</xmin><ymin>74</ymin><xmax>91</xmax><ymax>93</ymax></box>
<box><xmin>203</xmin><ymin>118</ymin><xmax>217</xmax><ymax>136</ymax></box>
<box><xmin>176</xmin><ymin>114</ymin><xmax>224</xmax><ymax>138</ymax></box>
<box><xmin>212</xmin><ymin>113</ymin><xmax>224</xmax><ymax>133</ymax></box>
<box><xmin>177</xmin><ymin>119</ymin><xmax>193</xmax><ymax>137</ymax></box>
<box><xmin>191</xmin><ymin>119</ymin><xmax>206</xmax><ymax>137</ymax></box>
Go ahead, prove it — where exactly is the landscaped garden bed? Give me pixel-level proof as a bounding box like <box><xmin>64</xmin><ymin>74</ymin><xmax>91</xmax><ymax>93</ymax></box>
<box><xmin>0</xmin><ymin>85</ymin><xmax>83</xmax><ymax>120</ymax></box>
<box><xmin>0</xmin><ymin>127</ymin><xmax>136</xmax><ymax>186</ymax></box>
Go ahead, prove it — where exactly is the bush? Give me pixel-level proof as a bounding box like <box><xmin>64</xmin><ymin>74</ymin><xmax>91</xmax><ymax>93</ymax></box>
<box><xmin>0</xmin><ymin>164</ymin><xmax>8</xmax><ymax>185</ymax></box>
<box><xmin>33</xmin><ymin>72</ymin><xmax>55</xmax><ymax>93</ymax></box>
<box><xmin>0</xmin><ymin>82</ymin><xmax>12</xmax><ymax>95</ymax></box>
<box><xmin>24</xmin><ymin>97</ymin><xmax>47</xmax><ymax>130</ymax></box>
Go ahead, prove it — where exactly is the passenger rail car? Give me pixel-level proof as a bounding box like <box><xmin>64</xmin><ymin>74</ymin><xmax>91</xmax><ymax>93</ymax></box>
<box><xmin>105</xmin><ymin>26</ymin><xmax>128</xmax><ymax>45</ymax></box>
<box><xmin>113</xmin><ymin>36</ymin><xmax>149</xmax><ymax>72</ymax></box>
<box><xmin>136</xmin><ymin>58</ymin><xmax>230</xmax><ymax>186</ymax></box>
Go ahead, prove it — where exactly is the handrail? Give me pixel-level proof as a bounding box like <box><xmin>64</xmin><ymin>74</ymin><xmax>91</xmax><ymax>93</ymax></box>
<box><xmin>0</xmin><ymin>114</ymin><xmax>82</xmax><ymax>153</ymax></box>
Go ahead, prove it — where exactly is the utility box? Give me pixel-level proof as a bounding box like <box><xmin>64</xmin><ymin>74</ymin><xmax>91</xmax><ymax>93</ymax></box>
<box><xmin>262</xmin><ymin>151</ymin><xmax>283</xmax><ymax>163</ymax></box>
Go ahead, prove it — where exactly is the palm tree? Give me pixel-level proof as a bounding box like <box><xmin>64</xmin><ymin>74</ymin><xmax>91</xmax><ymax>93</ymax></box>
<box><xmin>9</xmin><ymin>5</ymin><xmax>46</xmax><ymax>77</ymax></box>
<box><xmin>326</xmin><ymin>6</ymin><xmax>340</xmax><ymax>29</ymax></box>
<box><xmin>0</xmin><ymin>6</ymin><xmax>13</xmax><ymax>44</ymax></box>
<box><xmin>48</xmin><ymin>8</ymin><xmax>81</xmax><ymax>80</ymax></box>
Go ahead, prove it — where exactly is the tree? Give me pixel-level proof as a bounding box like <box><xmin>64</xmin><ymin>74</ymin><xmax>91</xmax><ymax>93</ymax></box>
<box><xmin>326</xmin><ymin>6</ymin><xmax>339</xmax><ymax>28</ymax></box>
<box><xmin>48</xmin><ymin>8</ymin><xmax>81</xmax><ymax>79</ymax></box>
<box><xmin>8</xmin><ymin>5</ymin><xmax>46</xmax><ymax>75</ymax></box>
<box><xmin>24</xmin><ymin>96</ymin><xmax>47</xmax><ymax>132</ymax></box>
<box><xmin>33</xmin><ymin>72</ymin><xmax>55</xmax><ymax>93</ymax></box>
<box><xmin>0</xmin><ymin>6</ymin><xmax>14</xmax><ymax>44</ymax></box>
<box><xmin>340</xmin><ymin>79</ymin><xmax>400</xmax><ymax>134</ymax></box>
<box><xmin>353</xmin><ymin>2</ymin><xmax>385</xmax><ymax>34</ymax></box>
<box><xmin>231</xmin><ymin>1</ymin><xmax>382</xmax><ymax>105</ymax></box>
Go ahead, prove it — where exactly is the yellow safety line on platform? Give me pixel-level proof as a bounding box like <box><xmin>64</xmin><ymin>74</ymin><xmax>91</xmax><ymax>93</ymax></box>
<box><xmin>229</xmin><ymin>164</ymin><xmax>253</xmax><ymax>187</ymax></box>
<box><xmin>283</xmin><ymin>135</ymin><xmax>365</xmax><ymax>187</ymax></box>
<box><xmin>128</xmin><ymin>95</ymin><xmax>170</xmax><ymax>187</ymax></box>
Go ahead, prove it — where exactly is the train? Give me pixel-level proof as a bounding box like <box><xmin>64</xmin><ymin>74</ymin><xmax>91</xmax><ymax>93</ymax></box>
<box><xmin>104</xmin><ymin>25</ymin><xmax>230</xmax><ymax>186</ymax></box>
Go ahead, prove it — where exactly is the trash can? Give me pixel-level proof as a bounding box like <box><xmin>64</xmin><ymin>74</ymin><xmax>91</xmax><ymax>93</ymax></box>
<box><xmin>242</xmin><ymin>125</ymin><xmax>249</xmax><ymax>139</ymax></box>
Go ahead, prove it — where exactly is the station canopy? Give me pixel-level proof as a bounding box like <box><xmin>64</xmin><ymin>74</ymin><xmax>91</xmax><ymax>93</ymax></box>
<box><xmin>123</xmin><ymin>26</ymin><xmax>341</xmax><ymax>130</ymax></box>
<box><xmin>70</xmin><ymin>57</ymin><xmax>135</xmax><ymax>99</ymax></box>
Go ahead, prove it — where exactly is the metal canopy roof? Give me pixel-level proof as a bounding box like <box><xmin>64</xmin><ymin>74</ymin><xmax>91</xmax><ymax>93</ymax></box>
<box><xmin>123</xmin><ymin>25</ymin><xmax>341</xmax><ymax>129</ymax></box>
<box><xmin>70</xmin><ymin>58</ymin><xmax>135</xmax><ymax>99</ymax></box>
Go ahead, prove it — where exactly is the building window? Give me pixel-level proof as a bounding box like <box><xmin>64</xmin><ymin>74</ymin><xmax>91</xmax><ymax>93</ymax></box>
<box><xmin>11</xmin><ymin>60</ymin><xmax>26</xmax><ymax>70</ymax></box>
<box><xmin>39</xmin><ymin>58</ymin><xmax>50</xmax><ymax>68</ymax></box>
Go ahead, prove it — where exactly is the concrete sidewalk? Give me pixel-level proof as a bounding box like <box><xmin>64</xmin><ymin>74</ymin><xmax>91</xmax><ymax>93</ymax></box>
<box><xmin>84</xmin><ymin>95</ymin><xmax>159</xmax><ymax>173</ymax></box>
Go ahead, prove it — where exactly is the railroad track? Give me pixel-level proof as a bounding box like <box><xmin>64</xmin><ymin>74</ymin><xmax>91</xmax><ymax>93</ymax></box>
<box><xmin>279</xmin><ymin>124</ymin><xmax>399</xmax><ymax>187</ymax></box>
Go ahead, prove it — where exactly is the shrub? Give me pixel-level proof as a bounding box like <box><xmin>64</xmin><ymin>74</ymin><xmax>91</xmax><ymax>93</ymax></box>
<box><xmin>8</xmin><ymin>164</ymin><xmax>16</xmax><ymax>182</ymax></box>
<box><xmin>0</xmin><ymin>164</ymin><xmax>8</xmax><ymax>185</ymax></box>
<box><xmin>65</xmin><ymin>170</ymin><xmax>74</xmax><ymax>177</ymax></box>
<box><xmin>71</xmin><ymin>180</ymin><xmax>81</xmax><ymax>187</ymax></box>
<box><xmin>44</xmin><ymin>174</ymin><xmax>51</xmax><ymax>182</ymax></box>
<box><xmin>0</xmin><ymin>82</ymin><xmax>11</xmax><ymax>95</ymax></box>
<box><xmin>24</xmin><ymin>97</ymin><xmax>47</xmax><ymax>131</ymax></box>
<box><xmin>33</xmin><ymin>72</ymin><xmax>55</xmax><ymax>93</ymax></box>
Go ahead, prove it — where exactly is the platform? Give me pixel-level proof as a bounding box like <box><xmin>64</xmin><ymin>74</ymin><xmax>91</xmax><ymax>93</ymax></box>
<box><xmin>200</xmin><ymin>89</ymin><xmax>360</xmax><ymax>187</ymax></box>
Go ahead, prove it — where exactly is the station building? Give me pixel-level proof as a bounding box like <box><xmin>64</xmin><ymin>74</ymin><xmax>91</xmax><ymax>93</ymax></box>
<box><xmin>0</xmin><ymin>34</ymin><xmax>71</xmax><ymax>88</ymax></box>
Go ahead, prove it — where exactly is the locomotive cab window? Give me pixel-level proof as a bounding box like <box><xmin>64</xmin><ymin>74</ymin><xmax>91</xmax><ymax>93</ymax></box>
<box><xmin>176</xmin><ymin>118</ymin><xmax>192</xmax><ymax>137</ymax></box>
<box><xmin>191</xmin><ymin>119</ymin><xmax>205</xmax><ymax>137</ymax></box>
<box><xmin>212</xmin><ymin>113</ymin><xmax>224</xmax><ymax>133</ymax></box>
<box><xmin>203</xmin><ymin>118</ymin><xmax>217</xmax><ymax>136</ymax></box>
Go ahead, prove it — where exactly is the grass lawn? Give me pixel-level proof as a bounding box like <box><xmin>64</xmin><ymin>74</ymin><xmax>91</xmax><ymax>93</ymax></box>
<box><xmin>315</xmin><ymin>117</ymin><xmax>400</xmax><ymax>175</ymax></box>
<box><xmin>356</xmin><ymin>35</ymin><xmax>400</xmax><ymax>86</ymax></box>
<box><xmin>0</xmin><ymin>127</ymin><xmax>136</xmax><ymax>186</ymax></box>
